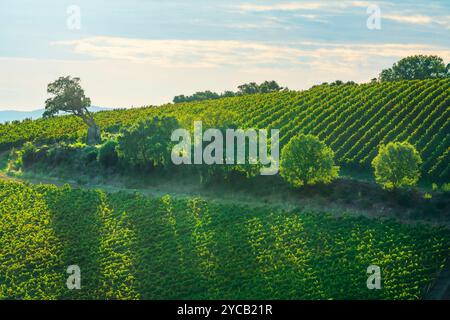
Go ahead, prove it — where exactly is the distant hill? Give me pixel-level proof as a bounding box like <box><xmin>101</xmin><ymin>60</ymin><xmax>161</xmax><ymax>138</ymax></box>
<box><xmin>0</xmin><ymin>106</ymin><xmax>113</xmax><ymax>123</ymax></box>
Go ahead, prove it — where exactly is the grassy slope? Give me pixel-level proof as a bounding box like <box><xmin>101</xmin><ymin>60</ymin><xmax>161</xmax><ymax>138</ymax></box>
<box><xmin>1</xmin><ymin>179</ymin><xmax>449</xmax><ymax>300</ymax></box>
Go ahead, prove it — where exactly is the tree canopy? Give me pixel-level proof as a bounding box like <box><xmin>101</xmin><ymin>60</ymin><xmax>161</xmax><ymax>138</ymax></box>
<box><xmin>117</xmin><ymin>117</ymin><xmax>179</xmax><ymax>169</ymax></box>
<box><xmin>173</xmin><ymin>80</ymin><xmax>286</xmax><ymax>103</ymax></box>
<box><xmin>280</xmin><ymin>134</ymin><xmax>339</xmax><ymax>188</ymax></box>
<box><xmin>372</xmin><ymin>141</ymin><xmax>422</xmax><ymax>189</ymax></box>
<box><xmin>379</xmin><ymin>55</ymin><xmax>449</xmax><ymax>82</ymax></box>
<box><xmin>44</xmin><ymin>76</ymin><xmax>101</xmax><ymax>144</ymax></box>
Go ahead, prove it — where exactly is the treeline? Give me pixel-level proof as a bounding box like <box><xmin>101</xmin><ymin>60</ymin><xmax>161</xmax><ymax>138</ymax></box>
<box><xmin>173</xmin><ymin>80</ymin><xmax>286</xmax><ymax>103</ymax></box>
<box><xmin>173</xmin><ymin>55</ymin><xmax>450</xmax><ymax>103</ymax></box>
<box><xmin>378</xmin><ymin>55</ymin><xmax>449</xmax><ymax>82</ymax></box>
<box><xmin>10</xmin><ymin>116</ymin><xmax>449</xmax><ymax>193</ymax></box>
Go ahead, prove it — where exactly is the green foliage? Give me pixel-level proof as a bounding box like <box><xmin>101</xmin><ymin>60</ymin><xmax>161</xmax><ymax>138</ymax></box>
<box><xmin>10</xmin><ymin>142</ymin><xmax>100</xmax><ymax>171</ymax></box>
<box><xmin>173</xmin><ymin>80</ymin><xmax>284</xmax><ymax>103</ymax></box>
<box><xmin>237</xmin><ymin>80</ymin><xmax>284</xmax><ymax>94</ymax></box>
<box><xmin>441</xmin><ymin>183</ymin><xmax>450</xmax><ymax>193</ymax></box>
<box><xmin>372</xmin><ymin>141</ymin><xmax>422</xmax><ymax>189</ymax></box>
<box><xmin>0</xmin><ymin>79</ymin><xmax>449</xmax><ymax>181</ymax></box>
<box><xmin>379</xmin><ymin>55</ymin><xmax>449</xmax><ymax>82</ymax></box>
<box><xmin>0</xmin><ymin>182</ymin><xmax>64</xmax><ymax>299</ymax></box>
<box><xmin>1</xmin><ymin>180</ymin><xmax>449</xmax><ymax>299</ymax></box>
<box><xmin>98</xmin><ymin>140</ymin><xmax>119</xmax><ymax>167</ymax></box>
<box><xmin>21</xmin><ymin>142</ymin><xmax>38</xmax><ymax>167</ymax></box>
<box><xmin>117</xmin><ymin>117</ymin><xmax>179</xmax><ymax>169</ymax></box>
<box><xmin>44</xmin><ymin>76</ymin><xmax>91</xmax><ymax>118</ymax></box>
<box><xmin>173</xmin><ymin>90</ymin><xmax>221</xmax><ymax>103</ymax></box>
<box><xmin>280</xmin><ymin>134</ymin><xmax>339</xmax><ymax>187</ymax></box>
<box><xmin>194</xmin><ymin>127</ymin><xmax>263</xmax><ymax>185</ymax></box>
<box><xmin>44</xmin><ymin>76</ymin><xmax>100</xmax><ymax>144</ymax></box>
<box><xmin>81</xmin><ymin>145</ymin><xmax>99</xmax><ymax>164</ymax></box>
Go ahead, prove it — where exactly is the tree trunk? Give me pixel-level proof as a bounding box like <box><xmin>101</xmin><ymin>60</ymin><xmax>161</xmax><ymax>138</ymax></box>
<box><xmin>78</xmin><ymin>110</ymin><xmax>101</xmax><ymax>145</ymax></box>
<box><xmin>87</xmin><ymin>124</ymin><xmax>101</xmax><ymax>145</ymax></box>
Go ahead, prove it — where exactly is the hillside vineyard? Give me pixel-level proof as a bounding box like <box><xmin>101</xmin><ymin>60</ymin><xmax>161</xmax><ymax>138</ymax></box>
<box><xmin>0</xmin><ymin>79</ymin><xmax>448</xmax><ymax>181</ymax></box>
<box><xmin>1</xmin><ymin>180</ymin><xmax>449</xmax><ymax>299</ymax></box>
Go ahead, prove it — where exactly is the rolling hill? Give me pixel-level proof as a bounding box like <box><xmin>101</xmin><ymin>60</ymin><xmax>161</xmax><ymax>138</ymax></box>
<box><xmin>0</xmin><ymin>79</ymin><xmax>448</xmax><ymax>181</ymax></box>
<box><xmin>1</xmin><ymin>180</ymin><xmax>449</xmax><ymax>299</ymax></box>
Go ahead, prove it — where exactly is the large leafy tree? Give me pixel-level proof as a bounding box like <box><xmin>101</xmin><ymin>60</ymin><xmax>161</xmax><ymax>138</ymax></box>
<box><xmin>117</xmin><ymin>117</ymin><xmax>179</xmax><ymax>169</ymax></box>
<box><xmin>372</xmin><ymin>141</ymin><xmax>422</xmax><ymax>189</ymax></box>
<box><xmin>280</xmin><ymin>134</ymin><xmax>339</xmax><ymax>188</ymax></box>
<box><xmin>238</xmin><ymin>80</ymin><xmax>283</xmax><ymax>94</ymax></box>
<box><xmin>44</xmin><ymin>76</ymin><xmax>100</xmax><ymax>144</ymax></box>
<box><xmin>379</xmin><ymin>55</ymin><xmax>449</xmax><ymax>82</ymax></box>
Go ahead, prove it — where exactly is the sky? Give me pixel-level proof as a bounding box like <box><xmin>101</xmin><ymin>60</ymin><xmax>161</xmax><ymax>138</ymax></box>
<box><xmin>0</xmin><ymin>0</ymin><xmax>449</xmax><ymax>110</ymax></box>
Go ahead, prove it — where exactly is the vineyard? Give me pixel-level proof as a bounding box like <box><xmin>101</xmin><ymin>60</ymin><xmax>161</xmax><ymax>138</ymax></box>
<box><xmin>0</xmin><ymin>179</ymin><xmax>449</xmax><ymax>300</ymax></box>
<box><xmin>0</xmin><ymin>79</ymin><xmax>448</xmax><ymax>181</ymax></box>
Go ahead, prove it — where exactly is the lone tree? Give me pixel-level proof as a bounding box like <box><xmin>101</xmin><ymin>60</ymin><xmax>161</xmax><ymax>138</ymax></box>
<box><xmin>280</xmin><ymin>134</ymin><xmax>339</xmax><ymax>188</ymax></box>
<box><xmin>372</xmin><ymin>141</ymin><xmax>422</xmax><ymax>190</ymax></box>
<box><xmin>379</xmin><ymin>55</ymin><xmax>449</xmax><ymax>82</ymax></box>
<box><xmin>44</xmin><ymin>76</ymin><xmax>101</xmax><ymax>144</ymax></box>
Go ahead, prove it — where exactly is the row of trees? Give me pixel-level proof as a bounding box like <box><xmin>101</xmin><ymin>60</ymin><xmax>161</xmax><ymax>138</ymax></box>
<box><xmin>172</xmin><ymin>80</ymin><xmax>285</xmax><ymax>103</ymax></box>
<box><xmin>280</xmin><ymin>134</ymin><xmax>422</xmax><ymax>190</ymax></box>
<box><xmin>13</xmin><ymin>114</ymin><xmax>424</xmax><ymax>192</ymax></box>
<box><xmin>94</xmin><ymin>116</ymin><xmax>422</xmax><ymax>191</ymax></box>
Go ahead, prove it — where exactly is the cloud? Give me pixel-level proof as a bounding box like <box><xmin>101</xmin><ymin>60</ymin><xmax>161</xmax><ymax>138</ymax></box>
<box><xmin>224</xmin><ymin>16</ymin><xmax>293</xmax><ymax>30</ymax></box>
<box><xmin>235</xmin><ymin>1</ymin><xmax>389</xmax><ymax>12</ymax></box>
<box><xmin>237</xmin><ymin>2</ymin><xmax>327</xmax><ymax>12</ymax></box>
<box><xmin>54</xmin><ymin>36</ymin><xmax>450</xmax><ymax>73</ymax></box>
<box><xmin>55</xmin><ymin>37</ymin><xmax>309</xmax><ymax>68</ymax></box>
<box><xmin>3</xmin><ymin>38</ymin><xmax>449</xmax><ymax>109</ymax></box>
<box><xmin>384</xmin><ymin>14</ymin><xmax>433</xmax><ymax>25</ymax></box>
<box><xmin>383</xmin><ymin>13</ymin><xmax>450</xmax><ymax>29</ymax></box>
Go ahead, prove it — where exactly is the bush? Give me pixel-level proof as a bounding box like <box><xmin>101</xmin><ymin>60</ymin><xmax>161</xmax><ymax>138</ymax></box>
<box><xmin>192</xmin><ymin>126</ymin><xmax>263</xmax><ymax>185</ymax></box>
<box><xmin>441</xmin><ymin>183</ymin><xmax>450</xmax><ymax>193</ymax></box>
<box><xmin>21</xmin><ymin>142</ymin><xmax>37</xmax><ymax>167</ymax></box>
<box><xmin>82</xmin><ymin>146</ymin><xmax>99</xmax><ymax>164</ymax></box>
<box><xmin>98</xmin><ymin>140</ymin><xmax>119</xmax><ymax>167</ymax></box>
<box><xmin>45</xmin><ymin>143</ymin><xmax>78</xmax><ymax>165</ymax></box>
<box><xmin>280</xmin><ymin>134</ymin><xmax>339</xmax><ymax>188</ymax></box>
<box><xmin>372</xmin><ymin>141</ymin><xmax>422</xmax><ymax>190</ymax></box>
<box><xmin>117</xmin><ymin>117</ymin><xmax>179</xmax><ymax>170</ymax></box>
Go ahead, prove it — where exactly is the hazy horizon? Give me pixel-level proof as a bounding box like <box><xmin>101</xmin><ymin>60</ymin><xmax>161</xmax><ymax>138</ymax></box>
<box><xmin>1</xmin><ymin>0</ymin><xmax>449</xmax><ymax>111</ymax></box>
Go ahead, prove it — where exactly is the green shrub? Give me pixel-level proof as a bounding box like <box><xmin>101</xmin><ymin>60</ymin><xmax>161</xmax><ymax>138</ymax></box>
<box><xmin>45</xmin><ymin>143</ymin><xmax>76</xmax><ymax>165</ymax></box>
<box><xmin>98</xmin><ymin>140</ymin><xmax>119</xmax><ymax>167</ymax></box>
<box><xmin>81</xmin><ymin>145</ymin><xmax>98</xmax><ymax>163</ymax></box>
<box><xmin>21</xmin><ymin>142</ymin><xmax>37</xmax><ymax>167</ymax></box>
<box><xmin>372</xmin><ymin>141</ymin><xmax>422</xmax><ymax>190</ymax></box>
<box><xmin>117</xmin><ymin>117</ymin><xmax>179</xmax><ymax>170</ymax></box>
<box><xmin>280</xmin><ymin>134</ymin><xmax>339</xmax><ymax>188</ymax></box>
